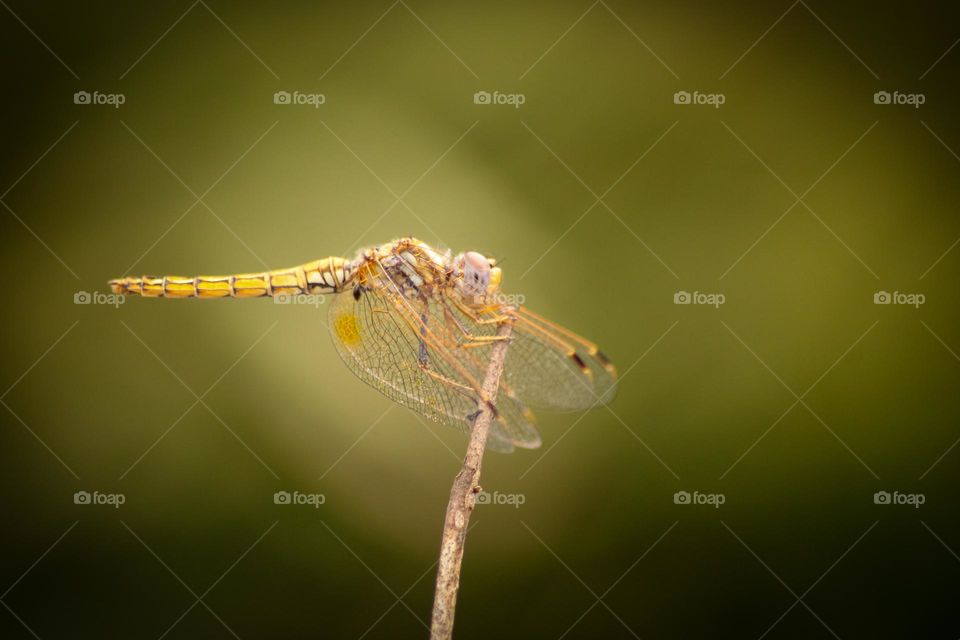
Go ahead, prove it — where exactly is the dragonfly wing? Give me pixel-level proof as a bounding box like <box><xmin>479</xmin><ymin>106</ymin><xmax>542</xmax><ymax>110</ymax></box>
<box><xmin>327</xmin><ymin>269</ymin><xmax>541</xmax><ymax>451</ymax></box>
<box><xmin>443</xmin><ymin>300</ymin><xmax>618</xmax><ymax>411</ymax></box>
<box><xmin>421</xmin><ymin>295</ymin><xmax>542</xmax><ymax>451</ymax></box>
<box><xmin>509</xmin><ymin>306</ymin><xmax>618</xmax><ymax>410</ymax></box>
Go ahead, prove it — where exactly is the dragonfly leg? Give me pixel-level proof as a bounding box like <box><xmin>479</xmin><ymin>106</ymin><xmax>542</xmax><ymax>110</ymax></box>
<box><xmin>449</xmin><ymin>296</ymin><xmax>514</xmax><ymax>326</ymax></box>
<box><xmin>453</xmin><ymin>293</ymin><xmax>595</xmax><ymax>382</ymax></box>
<box><xmin>420</xmin><ymin>366</ymin><xmax>497</xmax><ymax>422</ymax></box>
<box><xmin>417</xmin><ymin>359</ymin><xmax>475</xmax><ymax>394</ymax></box>
<box><xmin>441</xmin><ymin>298</ymin><xmax>512</xmax><ymax>347</ymax></box>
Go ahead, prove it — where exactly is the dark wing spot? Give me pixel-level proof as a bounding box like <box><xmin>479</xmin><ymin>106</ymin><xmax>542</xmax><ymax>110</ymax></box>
<box><xmin>571</xmin><ymin>353</ymin><xmax>589</xmax><ymax>373</ymax></box>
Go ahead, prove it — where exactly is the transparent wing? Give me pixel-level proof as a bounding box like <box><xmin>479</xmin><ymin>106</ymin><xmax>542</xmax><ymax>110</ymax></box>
<box><xmin>443</xmin><ymin>297</ymin><xmax>618</xmax><ymax>411</ymax></box>
<box><xmin>327</xmin><ymin>266</ymin><xmax>541</xmax><ymax>452</ymax></box>
<box><xmin>422</xmin><ymin>294</ymin><xmax>542</xmax><ymax>450</ymax></box>
<box><xmin>510</xmin><ymin>306</ymin><xmax>618</xmax><ymax>409</ymax></box>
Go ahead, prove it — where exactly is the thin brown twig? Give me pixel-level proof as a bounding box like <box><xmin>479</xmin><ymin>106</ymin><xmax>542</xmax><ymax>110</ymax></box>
<box><xmin>430</xmin><ymin>320</ymin><xmax>513</xmax><ymax>639</ymax></box>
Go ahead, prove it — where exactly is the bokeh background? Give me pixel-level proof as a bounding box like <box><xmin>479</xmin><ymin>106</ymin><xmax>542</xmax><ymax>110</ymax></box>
<box><xmin>2</xmin><ymin>1</ymin><xmax>959</xmax><ymax>637</ymax></box>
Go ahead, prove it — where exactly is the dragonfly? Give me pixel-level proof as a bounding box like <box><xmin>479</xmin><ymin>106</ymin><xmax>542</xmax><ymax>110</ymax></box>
<box><xmin>110</xmin><ymin>237</ymin><xmax>617</xmax><ymax>452</ymax></box>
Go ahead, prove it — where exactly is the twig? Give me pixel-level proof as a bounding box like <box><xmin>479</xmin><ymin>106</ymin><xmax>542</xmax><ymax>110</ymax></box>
<box><xmin>430</xmin><ymin>320</ymin><xmax>513</xmax><ymax>639</ymax></box>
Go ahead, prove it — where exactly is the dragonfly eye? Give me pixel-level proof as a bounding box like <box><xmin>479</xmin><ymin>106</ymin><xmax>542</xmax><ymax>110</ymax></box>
<box><xmin>461</xmin><ymin>251</ymin><xmax>491</xmax><ymax>296</ymax></box>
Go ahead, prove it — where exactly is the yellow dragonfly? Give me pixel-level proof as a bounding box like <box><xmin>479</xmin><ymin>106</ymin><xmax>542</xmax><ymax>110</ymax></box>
<box><xmin>110</xmin><ymin>238</ymin><xmax>617</xmax><ymax>452</ymax></box>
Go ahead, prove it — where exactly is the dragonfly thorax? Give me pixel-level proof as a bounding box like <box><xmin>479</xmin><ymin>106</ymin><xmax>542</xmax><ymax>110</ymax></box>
<box><xmin>358</xmin><ymin>238</ymin><xmax>452</xmax><ymax>300</ymax></box>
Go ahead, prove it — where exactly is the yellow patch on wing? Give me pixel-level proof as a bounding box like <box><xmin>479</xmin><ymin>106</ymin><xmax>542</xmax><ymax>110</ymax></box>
<box><xmin>334</xmin><ymin>313</ymin><xmax>362</xmax><ymax>347</ymax></box>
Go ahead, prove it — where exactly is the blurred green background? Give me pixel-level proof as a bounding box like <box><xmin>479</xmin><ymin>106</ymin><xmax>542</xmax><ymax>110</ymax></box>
<box><xmin>2</xmin><ymin>1</ymin><xmax>959</xmax><ymax>637</ymax></box>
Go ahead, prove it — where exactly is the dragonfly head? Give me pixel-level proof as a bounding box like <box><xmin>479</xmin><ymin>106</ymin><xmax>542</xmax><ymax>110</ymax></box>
<box><xmin>456</xmin><ymin>251</ymin><xmax>502</xmax><ymax>299</ymax></box>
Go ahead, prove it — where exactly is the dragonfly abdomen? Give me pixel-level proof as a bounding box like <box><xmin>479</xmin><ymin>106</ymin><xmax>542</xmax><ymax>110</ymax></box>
<box><xmin>109</xmin><ymin>257</ymin><xmax>354</xmax><ymax>298</ymax></box>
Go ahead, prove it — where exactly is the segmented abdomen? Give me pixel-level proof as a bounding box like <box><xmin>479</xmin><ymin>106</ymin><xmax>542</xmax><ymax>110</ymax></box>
<box><xmin>109</xmin><ymin>257</ymin><xmax>353</xmax><ymax>298</ymax></box>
